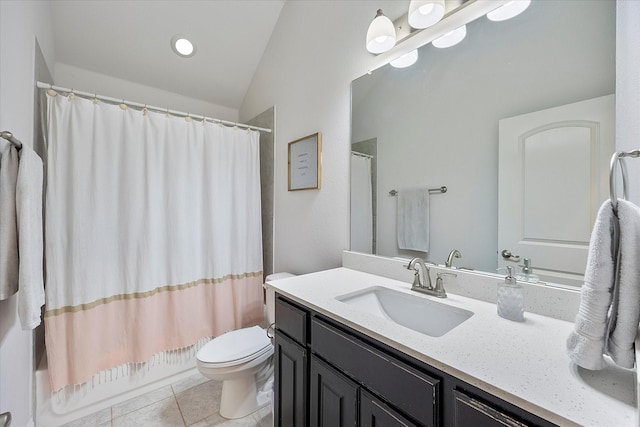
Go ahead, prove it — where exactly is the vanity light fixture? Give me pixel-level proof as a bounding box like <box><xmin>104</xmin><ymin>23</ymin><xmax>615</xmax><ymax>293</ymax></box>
<box><xmin>408</xmin><ymin>0</ymin><xmax>446</xmax><ymax>29</ymax></box>
<box><xmin>365</xmin><ymin>0</ymin><xmax>530</xmax><ymax>73</ymax></box>
<box><xmin>432</xmin><ymin>24</ymin><xmax>467</xmax><ymax>48</ymax></box>
<box><xmin>171</xmin><ymin>34</ymin><xmax>197</xmax><ymax>58</ymax></box>
<box><xmin>366</xmin><ymin>9</ymin><xmax>397</xmax><ymax>54</ymax></box>
<box><xmin>390</xmin><ymin>49</ymin><xmax>419</xmax><ymax>68</ymax></box>
<box><xmin>486</xmin><ymin>0</ymin><xmax>531</xmax><ymax>22</ymax></box>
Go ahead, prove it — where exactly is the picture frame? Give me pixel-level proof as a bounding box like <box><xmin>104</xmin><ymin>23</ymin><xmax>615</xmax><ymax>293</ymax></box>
<box><xmin>288</xmin><ymin>132</ymin><xmax>322</xmax><ymax>191</ymax></box>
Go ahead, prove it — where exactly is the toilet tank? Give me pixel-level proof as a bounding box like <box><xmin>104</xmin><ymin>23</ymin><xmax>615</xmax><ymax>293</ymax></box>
<box><xmin>264</xmin><ymin>273</ymin><xmax>296</xmax><ymax>325</ymax></box>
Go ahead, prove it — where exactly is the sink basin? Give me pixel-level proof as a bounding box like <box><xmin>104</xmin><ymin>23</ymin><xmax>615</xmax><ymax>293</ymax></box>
<box><xmin>336</xmin><ymin>286</ymin><xmax>473</xmax><ymax>337</ymax></box>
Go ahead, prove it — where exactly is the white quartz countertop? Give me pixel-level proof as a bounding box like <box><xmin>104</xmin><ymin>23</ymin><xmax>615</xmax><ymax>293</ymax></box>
<box><xmin>266</xmin><ymin>267</ymin><xmax>637</xmax><ymax>427</ymax></box>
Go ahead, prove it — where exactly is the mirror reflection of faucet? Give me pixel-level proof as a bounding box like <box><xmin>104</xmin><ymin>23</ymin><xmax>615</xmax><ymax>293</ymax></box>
<box><xmin>445</xmin><ymin>249</ymin><xmax>462</xmax><ymax>268</ymax></box>
<box><xmin>515</xmin><ymin>258</ymin><xmax>539</xmax><ymax>283</ymax></box>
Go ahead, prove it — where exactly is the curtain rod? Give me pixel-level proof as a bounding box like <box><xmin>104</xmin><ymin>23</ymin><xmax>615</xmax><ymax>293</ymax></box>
<box><xmin>351</xmin><ymin>151</ymin><xmax>373</xmax><ymax>159</ymax></box>
<box><xmin>36</xmin><ymin>82</ymin><xmax>272</xmax><ymax>134</ymax></box>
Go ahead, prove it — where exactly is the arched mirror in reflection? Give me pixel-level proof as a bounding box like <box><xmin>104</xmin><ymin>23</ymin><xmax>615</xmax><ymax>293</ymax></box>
<box><xmin>350</xmin><ymin>0</ymin><xmax>615</xmax><ymax>287</ymax></box>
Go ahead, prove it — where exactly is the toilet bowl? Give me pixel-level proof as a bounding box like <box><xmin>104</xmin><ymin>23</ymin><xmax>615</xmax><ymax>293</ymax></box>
<box><xmin>197</xmin><ymin>325</ymin><xmax>274</xmax><ymax>419</ymax></box>
<box><xmin>196</xmin><ymin>272</ymin><xmax>295</xmax><ymax>419</ymax></box>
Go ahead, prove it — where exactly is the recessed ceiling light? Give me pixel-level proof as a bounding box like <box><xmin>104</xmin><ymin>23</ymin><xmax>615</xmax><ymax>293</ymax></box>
<box><xmin>171</xmin><ymin>34</ymin><xmax>196</xmax><ymax>58</ymax></box>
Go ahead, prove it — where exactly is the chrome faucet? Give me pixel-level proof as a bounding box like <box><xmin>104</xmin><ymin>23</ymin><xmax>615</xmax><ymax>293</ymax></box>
<box><xmin>445</xmin><ymin>249</ymin><xmax>462</xmax><ymax>268</ymax></box>
<box><xmin>407</xmin><ymin>257</ymin><xmax>451</xmax><ymax>298</ymax></box>
<box><xmin>407</xmin><ymin>257</ymin><xmax>432</xmax><ymax>290</ymax></box>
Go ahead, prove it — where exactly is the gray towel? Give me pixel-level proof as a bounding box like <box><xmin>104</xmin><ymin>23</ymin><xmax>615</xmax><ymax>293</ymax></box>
<box><xmin>16</xmin><ymin>145</ymin><xmax>45</xmax><ymax>330</ymax></box>
<box><xmin>0</xmin><ymin>144</ymin><xmax>19</xmax><ymax>300</ymax></box>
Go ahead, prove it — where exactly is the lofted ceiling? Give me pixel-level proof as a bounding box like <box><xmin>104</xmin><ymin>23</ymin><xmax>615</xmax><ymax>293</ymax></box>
<box><xmin>51</xmin><ymin>0</ymin><xmax>286</xmax><ymax>110</ymax></box>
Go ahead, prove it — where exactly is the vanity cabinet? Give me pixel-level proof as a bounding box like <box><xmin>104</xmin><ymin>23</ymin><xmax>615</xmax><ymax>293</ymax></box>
<box><xmin>360</xmin><ymin>390</ymin><xmax>417</xmax><ymax>427</ymax></box>
<box><xmin>274</xmin><ymin>294</ymin><xmax>557</xmax><ymax>427</ymax></box>
<box><xmin>310</xmin><ymin>355</ymin><xmax>358</xmax><ymax>426</ymax></box>
<box><xmin>274</xmin><ymin>298</ymin><xmax>309</xmax><ymax>427</ymax></box>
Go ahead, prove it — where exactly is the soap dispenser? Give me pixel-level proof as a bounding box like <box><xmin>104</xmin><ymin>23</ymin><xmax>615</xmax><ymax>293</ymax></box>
<box><xmin>497</xmin><ymin>266</ymin><xmax>524</xmax><ymax>322</ymax></box>
<box><xmin>515</xmin><ymin>258</ymin><xmax>539</xmax><ymax>283</ymax></box>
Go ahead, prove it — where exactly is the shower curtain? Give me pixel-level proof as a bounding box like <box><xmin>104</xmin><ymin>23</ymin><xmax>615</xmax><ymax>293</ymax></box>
<box><xmin>43</xmin><ymin>93</ymin><xmax>264</xmax><ymax>392</ymax></box>
<box><xmin>350</xmin><ymin>154</ymin><xmax>373</xmax><ymax>253</ymax></box>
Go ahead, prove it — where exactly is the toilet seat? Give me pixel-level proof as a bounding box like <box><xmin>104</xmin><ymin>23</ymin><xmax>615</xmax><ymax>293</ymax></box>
<box><xmin>197</xmin><ymin>326</ymin><xmax>271</xmax><ymax>368</ymax></box>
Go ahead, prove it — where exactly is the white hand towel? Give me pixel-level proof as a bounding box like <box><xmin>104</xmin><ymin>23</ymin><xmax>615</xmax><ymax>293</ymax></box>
<box><xmin>566</xmin><ymin>200</ymin><xmax>616</xmax><ymax>370</ymax></box>
<box><xmin>16</xmin><ymin>145</ymin><xmax>45</xmax><ymax>330</ymax></box>
<box><xmin>0</xmin><ymin>145</ymin><xmax>19</xmax><ymax>300</ymax></box>
<box><xmin>605</xmin><ymin>199</ymin><xmax>640</xmax><ymax>368</ymax></box>
<box><xmin>397</xmin><ymin>188</ymin><xmax>429</xmax><ymax>252</ymax></box>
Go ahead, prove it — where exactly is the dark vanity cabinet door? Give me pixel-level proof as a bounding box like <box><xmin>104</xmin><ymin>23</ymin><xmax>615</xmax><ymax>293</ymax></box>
<box><xmin>360</xmin><ymin>390</ymin><xmax>419</xmax><ymax>427</ymax></box>
<box><xmin>310</xmin><ymin>355</ymin><xmax>358</xmax><ymax>427</ymax></box>
<box><xmin>452</xmin><ymin>390</ymin><xmax>531</xmax><ymax>427</ymax></box>
<box><xmin>274</xmin><ymin>330</ymin><xmax>308</xmax><ymax>427</ymax></box>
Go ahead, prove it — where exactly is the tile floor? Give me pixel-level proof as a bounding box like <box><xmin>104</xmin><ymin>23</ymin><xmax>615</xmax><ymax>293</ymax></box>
<box><xmin>58</xmin><ymin>373</ymin><xmax>273</xmax><ymax>427</ymax></box>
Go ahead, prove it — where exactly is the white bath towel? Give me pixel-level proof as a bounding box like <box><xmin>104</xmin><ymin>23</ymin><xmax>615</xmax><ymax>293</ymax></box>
<box><xmin>0</xmin><ymin>145</ymin><xmax>19</xmax><ymax>300</ymax></box>
<box><xmin>605</xmin><ymin>199</ymin><xmax>640</xmax><ymax>368</ymax></box>
<box><xmin>397</xmin><ymin>188</ymin><xmax>429</xmax><ymax>252</ymax></box>
<box><xmin>566</xmin><ymin>200</ymin><xmax>617</xmax><ymax>370</ymax></box>
<box><xmin>16</xmin><ymin>145</ymin><xmax>45</xmax><ymax>330</ymax></box>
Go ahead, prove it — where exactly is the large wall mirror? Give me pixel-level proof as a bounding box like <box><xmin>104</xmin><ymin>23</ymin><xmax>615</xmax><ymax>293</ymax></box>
<box><xmin>350</xmin><ymin>0</ymin><xmax>615</xmax><ymax>287</ymax></box>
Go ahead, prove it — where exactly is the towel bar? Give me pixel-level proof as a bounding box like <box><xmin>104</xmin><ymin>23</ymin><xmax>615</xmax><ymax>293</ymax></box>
<box><xmin>609</xmin><ymin>150</ymin><xmax>640</xmax><ymax>213</ymax></box>
<box><xmin>389</xmin><ymin>186</ymin><xmax>447</xmax><ymax>196</ymax></box>
<box><xmin>0</xmin><ymin>131</ymin><xmax>23</xmax><ymax>150</ymax></box>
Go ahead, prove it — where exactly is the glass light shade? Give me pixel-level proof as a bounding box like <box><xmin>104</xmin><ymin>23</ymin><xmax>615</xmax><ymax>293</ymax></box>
<box><xmin>390</xmin><ymin>49</ymin><xmax>418</xmax><ymax>68</ymax></box>
<box><xmin>408</xmin><ymin>0</ymin><xmax>445</xmax><ymax>29</ymax></box>
<box><xmin>432</xmin><ymin>25</ymin><xmax>467</xmax><ymax>48</ymax></box>
<box><xmin>486</xmin><ymin>0</ymin><xmax>531</xmax><ymax>22</ymax></box>
<box><xmin>366</xmin><ymin>9</ymin><xmax>397</xmax><ymax>54</ymax></box>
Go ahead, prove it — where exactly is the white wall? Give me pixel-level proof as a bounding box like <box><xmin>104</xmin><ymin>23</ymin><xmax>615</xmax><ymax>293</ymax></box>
<box><xmin>617</xmin><ymin>0</ymin><xmax>640</xmax><ymax>205</ymax></box>
<box><xmin>0</xmin><ymin>2</ymin><xmax>55</xmax><ymax>426</ymax></box>
<box><xmin>55</xmin><ymin>63</ymin><xmax>239</xmax><ymax>122</ymax></box>
<box><xmin>240</xmin><ymin>1</ymin><xmax>397</xmax><ymax>274</ymax></box>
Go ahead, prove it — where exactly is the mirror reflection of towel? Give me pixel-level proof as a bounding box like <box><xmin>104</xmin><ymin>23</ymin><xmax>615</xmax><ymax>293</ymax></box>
<box><xmin>397</xmin><ymin>188</ymin><xmax>429</xmax><ymax>252</ymax></box>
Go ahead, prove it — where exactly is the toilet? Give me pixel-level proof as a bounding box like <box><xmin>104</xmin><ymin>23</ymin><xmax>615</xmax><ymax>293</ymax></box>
<box><xmin>196</xmin><ymin>272</ymin><xmax>295</xmax><ymax>419</ymax></box>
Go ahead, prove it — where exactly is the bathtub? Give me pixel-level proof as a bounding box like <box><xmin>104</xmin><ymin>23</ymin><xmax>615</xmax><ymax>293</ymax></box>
<box><xmin>35</xmin><ymin>342</ymin><xmax>205</xmax><ymax>427</ymax></box>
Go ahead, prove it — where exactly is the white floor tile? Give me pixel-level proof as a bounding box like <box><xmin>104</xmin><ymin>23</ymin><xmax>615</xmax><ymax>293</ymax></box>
<box><xmin>171</xmin><ymin>373</ymin><xmax>210</xmax><ymax>394</ymax></box>
<box><xmin>175</xmin><ymin>380</ymin><xmax>223</xmax><ymax>425</ymax></box>
<box><xmin>112</xmin><ymin>385</ymin><xmax>174</xmax><ymax>418</ymax></box>
<box><xmin>112</xmin><ymin>396</ymin><xmax>185</xmax><ymax>427</ymax></box>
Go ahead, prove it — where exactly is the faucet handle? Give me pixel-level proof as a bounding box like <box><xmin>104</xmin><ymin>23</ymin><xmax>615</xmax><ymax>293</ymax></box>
<box><xmin>411</xmin><ymin>271</ymin><xmax>422</xmax><ymax>288</ymax></box>
<box><xmin>434</xmin><ymin>272</ymin><xmax>457</xmax><ymax>297</ymax></box>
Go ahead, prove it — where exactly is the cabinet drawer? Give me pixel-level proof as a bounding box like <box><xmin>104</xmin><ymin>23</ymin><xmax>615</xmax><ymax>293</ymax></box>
<box><xmin>276</xmin><ymin>296</ymin><xmax>308</xmax><ymax>345</ymax></box>
<box><xmin>311</xmin><ymin>318</ymin><xmax>439</xmax><ymax>427</ymax></box>
<box><xmin>453</xmin><ymin>390</ymin><xmax>531</xmax><ymax>427</ymax></box>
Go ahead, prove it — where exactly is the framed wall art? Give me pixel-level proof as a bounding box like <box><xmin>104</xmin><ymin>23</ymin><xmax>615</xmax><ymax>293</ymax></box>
<box><xmin>288</xmin><ymin>132</ymin><xmax>322</xmax><ymax>191</ymax></box>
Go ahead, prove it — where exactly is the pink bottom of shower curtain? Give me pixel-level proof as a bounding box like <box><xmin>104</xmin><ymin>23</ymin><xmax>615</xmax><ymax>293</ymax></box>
<box><xmin>44</xmin><ymin>274</ymin><xmax>264</xmax><ymax>392</ymax></box>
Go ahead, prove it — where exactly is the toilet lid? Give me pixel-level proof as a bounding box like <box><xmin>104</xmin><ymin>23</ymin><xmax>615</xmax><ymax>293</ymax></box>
<box><xmin>197</xmin><ymin>326</ymin><xmax>271</xmax><ymax>365</ymax></box>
